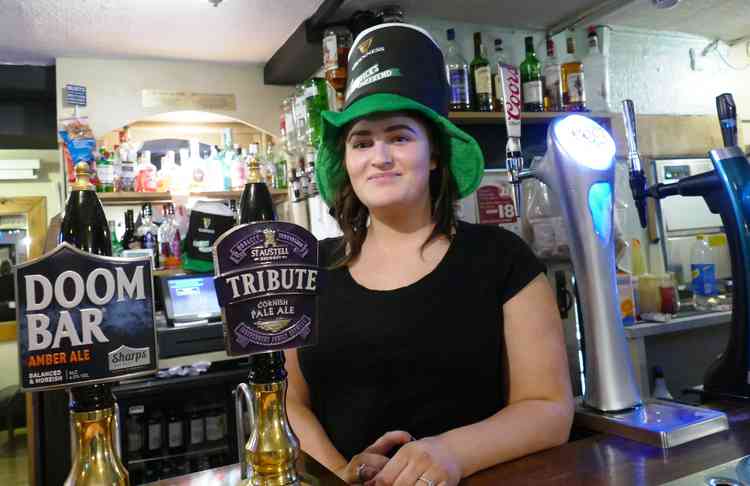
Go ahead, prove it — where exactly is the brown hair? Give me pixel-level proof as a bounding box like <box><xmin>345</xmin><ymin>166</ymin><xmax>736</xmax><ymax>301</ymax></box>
<box><xmin>330</xmin><ymin>111</ymin><xmax>459</xmax><ymax>268</ymax></box>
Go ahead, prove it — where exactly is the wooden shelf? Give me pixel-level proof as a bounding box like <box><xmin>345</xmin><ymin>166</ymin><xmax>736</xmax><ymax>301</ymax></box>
<box><xmin>448</xmin><ymin>111</ymin><xmax>614</xmax><ymax>125</ymax></box>
<box><xmin>97</xmin><ymin>189</ymin><xmax>288</xmax><ymax>206</ymax></box>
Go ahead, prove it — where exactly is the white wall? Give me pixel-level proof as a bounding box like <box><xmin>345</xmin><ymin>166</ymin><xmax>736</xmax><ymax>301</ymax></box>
<box><xmin>0</xmin><ymin>149</ymin><xmax>63</xmax><ymax>221</ymax></box>
<box><xmin>606</xmin><ymin>27</ymin><xmax>750</xmax><ymax>117</ymax></box>
<box><xmin>56</xmin><ymin>58</ymin><xmax>292</xmax><ymax>138</ymax></box>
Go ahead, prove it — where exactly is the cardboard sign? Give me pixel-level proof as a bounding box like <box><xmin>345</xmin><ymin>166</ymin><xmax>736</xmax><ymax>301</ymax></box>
<box><xmin>477</xmin><ymin>183</ymin><xmax>517</xmax><ymax>225</ymax></box>
<box><xmin>213</xmin><ymin>222</ymin><xmax>318</xmax><ymax>356</ymax></box>
<box><xmin>15</xmin><ymin>243</ymin><xmax>157</xmax><ymax>391</ymax></box>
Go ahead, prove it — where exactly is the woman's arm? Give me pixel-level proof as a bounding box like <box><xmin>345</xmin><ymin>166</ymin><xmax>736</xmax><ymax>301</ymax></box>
<box><xmin>285</xmin><ymin>349</ymin><xmax>413</xmax><ymax>483</ymax></box>
<box><xmin>371</xmin><ymin>274</ymin><xmax>574</xmax><ymax>485</ymax></box>
<box><xmin>284</xmin><ymin>348</ymin><xmax>348</xmax><ymax>472</ymax></box>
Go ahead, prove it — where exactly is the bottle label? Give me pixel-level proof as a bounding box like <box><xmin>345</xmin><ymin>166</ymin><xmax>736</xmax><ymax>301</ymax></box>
<box><xmin>206</xmin><ymin>416</ymin><xmax>221</xmax><ymax>441</ymax></box>
<box><xmin>523</xmin><ymin>80</ymin><xmax>542</xmax><ymax>104</ymax></box>
<box><xmin>448</xmin><ymin>68</ymin><xmax>470</xmax><ymax>105</ymax></box>
<box><xmin>543</xmin><ymin>65</ymin><xmax>562</xmax><ymax>108</ymax></box>
<box><xmin>474</xmin><ymin>66</ymin><xmax>492</xmax><ymax>95</ymax></box>
<box><xmin>493</xmin><ymin>73</ymin><xmax>503</xmax><ymax>105</ymax></box>
<box><xmin>148</xmin><ymin>423</ymin><xmax>161</xmax><ymax>450</ymax></box>
<box><xmin>127</xmin><ymin>428</ymin><xmax>142</xmax><ymax>452</ymax></box>
<box><xmin>567</xmin><ymin>72</ymin><xmax>586</xmax><ymax>103</ymax></box>
<box><xmin>190</xmin><ymin>418</ymin><xmax>204</xmax><ymax>444</ymax></box>
<box><xmin>168</xmin><ymin>421</ymin><xmax>183</xmax><ymax>447</ymax></box>
<box><xmin>142</xmin><ymin>232</ymin><xmax>157</xmax><ymax>250</ymax></box>
<box><xmin>323</xmin><ymin>34</ymin><xmax>338</xmax><ymax>71</ymax></box>
<box><xmin>98</xmin><ymin>165</ymin><xmax>114</xmax><ymax>184</ymax></box>
<box><xmin>692</xmin><ymin>263</ymin><xmax>717</xmax><ymax>296</ymax></box>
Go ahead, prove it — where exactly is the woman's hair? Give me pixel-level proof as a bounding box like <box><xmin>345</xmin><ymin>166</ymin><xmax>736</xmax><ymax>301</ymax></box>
<box><xmin>330</xmin><ymin>111</ymin><xmax>459</xmax><ymax>268</ymax></box>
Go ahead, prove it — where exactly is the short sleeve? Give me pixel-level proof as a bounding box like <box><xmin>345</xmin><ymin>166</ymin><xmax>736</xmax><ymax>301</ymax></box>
<box><xmin>495</xmin><ymin>229</ymin><xmax>547</xmax><ymax>305</ymax></box>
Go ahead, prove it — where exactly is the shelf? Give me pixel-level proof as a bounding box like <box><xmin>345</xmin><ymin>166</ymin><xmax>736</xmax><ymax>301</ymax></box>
<box><xmin>97</xmin><ymin>189</ymin><xmax>288</xmax><ymax>206</ymax></box>
<box><xmin>128</xmin><ymin>445</ymin><xmax>229</xmax><ymax>465</ymax></box>
<box><xmin>448</xmin><ymin>111</ymin><xmax>614</xmax><ymax>125</ymax></box>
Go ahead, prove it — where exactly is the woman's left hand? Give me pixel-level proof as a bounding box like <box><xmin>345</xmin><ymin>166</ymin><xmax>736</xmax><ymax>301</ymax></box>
<box><xmin>364</xmin><ymin>436</ymin><xmax>462</xmax><ymax>486</ymax></box>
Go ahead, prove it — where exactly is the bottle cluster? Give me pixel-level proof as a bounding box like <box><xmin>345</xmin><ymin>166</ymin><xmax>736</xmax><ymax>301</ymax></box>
<box><xmin>442</xmin><ymin>26</ymin><xmax>609</xmax><ymax>114</ymax></box>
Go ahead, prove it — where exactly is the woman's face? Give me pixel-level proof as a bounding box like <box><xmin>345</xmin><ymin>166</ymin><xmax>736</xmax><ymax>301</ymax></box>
<box><xmin>344</xmin><ymin>114</ymin><xmax>435</xmax><ymax>212</ymax></box>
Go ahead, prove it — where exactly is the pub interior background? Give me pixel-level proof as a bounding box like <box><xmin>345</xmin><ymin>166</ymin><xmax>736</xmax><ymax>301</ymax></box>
<box><xmin>1</xmin><ymin>0</ymin><xmax>750</xmax><ymax>485</ymax></box>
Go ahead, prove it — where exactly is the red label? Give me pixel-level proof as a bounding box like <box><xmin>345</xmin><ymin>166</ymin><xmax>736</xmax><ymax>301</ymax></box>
<box><xmin>477</xmin><ymin>184</ymin><xmax>517</xmax><ymax>225</ymax></box>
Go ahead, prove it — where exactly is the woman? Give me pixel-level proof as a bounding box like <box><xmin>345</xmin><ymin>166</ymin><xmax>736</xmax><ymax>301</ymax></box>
<box><xmin>285</xmin><ymin>24</ymin><xmax>574</xmax><ymax>486</ymax></box>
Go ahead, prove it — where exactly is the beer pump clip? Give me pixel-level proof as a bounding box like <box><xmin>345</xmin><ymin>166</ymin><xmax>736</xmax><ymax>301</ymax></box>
<box><xmin>510</xmin><ymin>113</ymin><xmax>727</xmax><ymax>447</ymax></box>
<box><xmin>213</xmin><ymin>221</ymin><xmax>319</xmax><ymax>485</ymax></box>
<box><xmin>625</xmin><ymin>95</ymin><xmax>750</xmax><ymax>400</ymax></box>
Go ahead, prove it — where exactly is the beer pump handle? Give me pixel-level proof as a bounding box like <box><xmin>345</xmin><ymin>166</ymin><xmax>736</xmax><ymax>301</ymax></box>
<box><xmin>622</xmin><ymin>99</ymin><xmax>649</xmax><ymax>228</ymax></box>
<box><xmin>717</xmin><ymin>93</ymin><xmax>738</xmax><ymax>147</ymax></box>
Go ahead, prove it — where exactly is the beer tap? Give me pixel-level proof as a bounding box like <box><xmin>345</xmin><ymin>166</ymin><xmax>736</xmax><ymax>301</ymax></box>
<box><xmin>623</xmin><ymin>95</ymin><xmax>750</xmax><ymax>399</ymax></box>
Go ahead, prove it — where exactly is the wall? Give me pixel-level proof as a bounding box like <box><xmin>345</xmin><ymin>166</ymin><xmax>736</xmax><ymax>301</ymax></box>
<box><xmin>606</xmin><ymin>27</ymin><xmax>750</xmax><ymax>122</ymax></box>
<box><xmin>56</xmin><ymin>58</ymin><xmax>292</xmax><ymax>138</ymax></box>
<box><xmin>0</xmin><ymin>149</ymin><xmax>62</xmax><ymax>222</ymax></box>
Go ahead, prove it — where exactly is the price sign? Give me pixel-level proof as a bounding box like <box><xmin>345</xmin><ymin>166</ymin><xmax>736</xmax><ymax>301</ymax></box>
<box><xmin>477</xmin><ymin>182</ymin><xmax>518</xmax><ymax>225</ymax></box>
<box><xmin>15</xmin><ymin>244</ymin><xmax>157</xmax><ymax>391</ymax></box>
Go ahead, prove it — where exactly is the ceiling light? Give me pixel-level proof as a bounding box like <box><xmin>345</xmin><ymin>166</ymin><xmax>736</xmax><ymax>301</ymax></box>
<box><xmin>651</xmin><ymin>0</ymin><xmax>680</xmax><ymax>9</ymax></box>
<box><xmin>208</xmin><ymin>0</ymin><xmax>223</xmax><ymax>6</ymax></box>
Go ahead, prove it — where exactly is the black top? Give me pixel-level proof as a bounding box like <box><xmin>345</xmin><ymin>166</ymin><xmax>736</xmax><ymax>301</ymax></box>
<box><xmin>298</xmin><ymin>221</ymin><xmax>546</xmax><ymax>460</ymax></box>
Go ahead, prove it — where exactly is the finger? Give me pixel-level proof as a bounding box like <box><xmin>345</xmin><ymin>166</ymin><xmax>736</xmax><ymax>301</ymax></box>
<box><xmin>365</xmin><ymin>430</ymin><xmax>414</xmax><ymax>456</ymax></box>
<box><xmin>417</xmin><ymin>463</ymin><xmax>449</xmax><ymax>486</ymax></box>
<box><xmin>391</xmin><ymin>460</ymin><xmax>424</xmax><ymax>486</ymax></box>
<box><xmin>370</xmin><ymin>449</ymin><xmax>410</xmax><ymax>486</ymax></box>
<box><xmin>346</xmin><ymin>452</ymin><xmax>390</xmax><ymax>484</ymax></box>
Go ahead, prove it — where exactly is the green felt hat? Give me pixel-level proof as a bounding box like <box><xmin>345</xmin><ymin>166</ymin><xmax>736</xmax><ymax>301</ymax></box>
<box><xmin>315</xmin><ymin>23</ymin><xmax>484</xmax><ymax>206</ymax></box>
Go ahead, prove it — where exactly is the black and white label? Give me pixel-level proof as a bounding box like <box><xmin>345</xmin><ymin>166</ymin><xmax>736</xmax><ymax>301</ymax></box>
<box><xmin>148</xmin><ymin>423</ymin><xmax>161</xmax><ymax>450</ymax></box>
<box><xmin>474</xmin><ymin>66</ymin><xmax>492</xmax><ymax>95</ymax></box>
<box><xmin>190</xmin><ymin>418</ymin><xmax>204</xmax><ymax>445</ymax></box>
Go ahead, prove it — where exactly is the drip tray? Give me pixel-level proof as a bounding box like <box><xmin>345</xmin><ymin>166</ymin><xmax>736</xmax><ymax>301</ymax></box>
<box><xmin>662</xmin><ymin>455</ymin><xmax>750</xmax><ymax>485</ymax></box>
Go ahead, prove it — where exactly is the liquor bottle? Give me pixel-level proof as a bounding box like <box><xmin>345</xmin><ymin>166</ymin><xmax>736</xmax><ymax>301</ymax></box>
<box><xmin>119</xmin><ymin>149</ymin><xmax>137</xmax><ymax>193</ymax></box>
<box><xmin>583</xmin><ymin>26</ymin><xmax>609</xmax><ymax>112</ymax></box>
<box><xmin>562</xmin><ymin>32</ymin><xmax>586</xmax><ymax>111</ymax></box>
<box><xmin>147</xmin><ymin>409</ymin><xmax>164</xmax><ymax>457</ymax></box>
<box><xmin>135</xmin><ymin>151</ymin><xmax>157</xmax><ymax>192</ymax></box>
<box><xmin>323</xmin><ymin>27</ymin><xmax>352</xmax><ymax>111</ymax></box>
<box><xmin>305</xmin><ymin>77</ymin><xmax>328</xmax><ymax>148</ymax></box>
<box><xmin>520</xmin><ymin>36</ymin><xmax>543</xmax><ymax>112</ymax></box>
<box><xmin>444</xmin><ymin>28</ymin><xmax>472</xmax><ymax>111</ymax></box>
<box><xmin>491</xmin><ymin>38</ymin><xmax>506</xmax><ymax>112</ymax></box>
<box><xmin>543</xmin><ymin>36</ymin><xmax>563</xmax><ymax>112</ymax></box>
<box><xmin>109</xmin><ymin>220</ymin><xmax>123</xmax><ymax>257</ymax></box>
<box><xmin>188</xmin><ymin>404</ymin><xmax>205</xmax><ymax>448</ymax></box>
<box><xmin>275</xmin><ymin>146</ymin><xmax>289</xmax><ymax>190</ymax></box>
<box><xmin>59</xmin><ymin>162</ymin><xmax>112</xmax><ymax>256</ymax></box>
<box><xmin>167</xmin><ymin>409</ymin><xmax>185</xmax><ymax>454</ymax></box>
<box><xmin>293</xmin><ymin>84</ymin><xmax>310</xmax><ymax>147</ymax></box>
<box><xmin>137</xmin><ymin>203</ymin><xmax>160</xmax><ymax>269</ymax></box>
<box><xmin>121</xmin><ymin>209</ymin><xmax>138</xmax><ymax>250</ymax></box>
<box><xmin>239</xmin><ymin>148</ymin><xmax>276</xmax><ymax>223</ymax></box>
<box><xmin>97</xmin><ymin>149</ymin><xmax>115</xmax><ymax>193</ymax></box>
<box><xmin>470</xmin><ymin>32</ymin><xmax>493</xmax><ymax>112</ymax></box>
<box><xmin>158</xmin><ymin>203</ymin><xmax>181</xmax><ymax>269</ymax></box>
<box><xmin>67</xmin><ymin>384</ymin><xmax>129</xmax><ymax>486</ymax></box>
<box><xmin>126</xmin><ymin>405</ymin><xmax>145</xmax><ymax>458</ymax></box>
<box><xmin>59</xmin><ymin>165</ymin><xmax>128</xmax><ymax>485</ymax></box>
<box><xmin>220</xmin><ymin>129</ymin><xmax>236</xmax><ymax>191</ymax></box>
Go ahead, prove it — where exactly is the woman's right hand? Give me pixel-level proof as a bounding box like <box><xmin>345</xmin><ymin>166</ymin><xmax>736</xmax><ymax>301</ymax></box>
<box><xmin>335</xmin><ymin>431</ymin><xmax>414</xmax><ymax>484</ymax></box>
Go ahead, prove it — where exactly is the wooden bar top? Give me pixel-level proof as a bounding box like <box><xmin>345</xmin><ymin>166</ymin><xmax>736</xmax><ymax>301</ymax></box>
<box><xmin>148</xmin><ymin>402</ymin><xmax>750</xmax><ymax>486</ymax></box>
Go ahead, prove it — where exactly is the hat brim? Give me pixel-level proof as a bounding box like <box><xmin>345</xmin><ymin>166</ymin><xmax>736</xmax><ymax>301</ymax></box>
<box><xmin>315</xmin><ymin>93</ymin><xmax>485</xmax><ymax>207</ymax></box>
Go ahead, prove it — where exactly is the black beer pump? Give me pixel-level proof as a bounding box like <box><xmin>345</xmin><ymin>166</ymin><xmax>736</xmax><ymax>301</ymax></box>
<box><xmin>623</xmin><ymin>94</ymin><xmax>750</xmax><ymax>399</ymax></box>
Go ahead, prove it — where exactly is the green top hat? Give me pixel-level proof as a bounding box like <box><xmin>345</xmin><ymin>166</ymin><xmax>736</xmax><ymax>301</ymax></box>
<box><xmin>315</xmin><ymin>23</ymin><xmax>485</xmax><ymax>206</ymax></box>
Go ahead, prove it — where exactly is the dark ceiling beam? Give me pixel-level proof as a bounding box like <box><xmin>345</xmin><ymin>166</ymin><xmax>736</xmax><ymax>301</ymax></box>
<box><xmin>263</xmin><ymin>0</ymin><xmax>347</xmax><ymax>86</ymax></box>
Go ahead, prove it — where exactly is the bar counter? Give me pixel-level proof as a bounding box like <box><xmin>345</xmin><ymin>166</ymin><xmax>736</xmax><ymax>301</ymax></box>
<box><xmin>145</xmin><ymin>402</ymin><xmax>750</xmax><ymax>485</ymax></box>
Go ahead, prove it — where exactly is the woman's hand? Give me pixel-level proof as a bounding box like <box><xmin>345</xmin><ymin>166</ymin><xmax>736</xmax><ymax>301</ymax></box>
<box><xmin>335</xmin><ymin>431</ymin><xmax>415</xmax><ymax>484</ymax></box>
<box><xmin>365</xmin><ymin>437</ymin><xmax>461</xmax><ymax>486</ymax></box>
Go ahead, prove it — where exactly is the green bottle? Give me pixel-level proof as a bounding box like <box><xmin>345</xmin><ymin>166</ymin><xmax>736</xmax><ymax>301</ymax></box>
<box><xmin>520</xmin><ymin>36</ymin><xmax>543</xmax><ymax>112</ymax></box>
<box><xmin>109</xmin><ymin>220</ymin><xmax>123</xmax><ymax>256</ymax></box>
<box><xmin>305</xmin><ymin>77</ymin><xmax>329</xmax><ymax>147</ymax></box>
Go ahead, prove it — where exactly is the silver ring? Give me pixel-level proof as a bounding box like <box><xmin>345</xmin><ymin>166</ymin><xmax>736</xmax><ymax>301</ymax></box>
<box><xmin>357</xmin><ymin>463</ymin><xmax>368</xmax><ymax>482</ymax></box>
<box><xmin>418</xmin><ymin>476</ymin><xmax>435</xmax><ymax>486</ymax></box>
